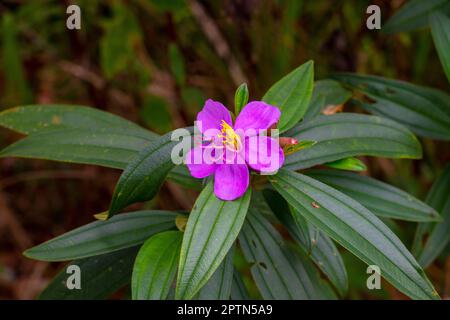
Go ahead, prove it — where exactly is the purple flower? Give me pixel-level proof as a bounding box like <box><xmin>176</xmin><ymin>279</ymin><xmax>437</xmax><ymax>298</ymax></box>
<box><xmin>185</xmin><ymin>99</ymin><xmax>285</xmax><ymax>201</ymax></box>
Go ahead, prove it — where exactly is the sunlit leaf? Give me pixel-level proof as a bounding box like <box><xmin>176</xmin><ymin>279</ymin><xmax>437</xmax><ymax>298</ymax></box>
<box><xmin>324</xmin><ymin>157</ymin><xmax>367</xmax><ymax>171</ymax></box>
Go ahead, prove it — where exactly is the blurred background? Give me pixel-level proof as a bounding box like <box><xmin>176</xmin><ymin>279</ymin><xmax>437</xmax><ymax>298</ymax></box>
<box><xmin>0</xmin><ymin>0</ymin><xmax>449</xmax><ymax>299</ymax></box>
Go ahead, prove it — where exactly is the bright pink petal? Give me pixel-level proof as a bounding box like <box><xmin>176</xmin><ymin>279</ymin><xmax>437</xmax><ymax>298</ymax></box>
<box><xmin>245</xmin><ymin>136</ymin><xmax>284</xmax><ymax>174</ymax></box>
<box><xmin>197</xmin><ymin>99</ymin><xmax>232</xmax><ymax>139</ymax></box>
<box><xmin>234</xmin><ymin>101</ymin><xmax>280</xmax><ymax>132</ymax></box>
<box><xmin>214</xmin><ymin>164</ymin><xmax>249</xmax><ymax>201</ymax></box>
<box><xmin>185</xmin><ymin>146</ymin><xmax>217</xmax><ymax>178</ymax></box>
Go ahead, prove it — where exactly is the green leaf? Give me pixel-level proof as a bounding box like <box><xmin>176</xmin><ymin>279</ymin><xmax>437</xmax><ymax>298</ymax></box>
<box><xmin>0</xmin><ymin>128</ymin><xmax>197</xmax><ymax>188</ymax></box>
<box><xmin>0</xmin><ymin>106</ymin><xmax>200</xmax><ymax>191</ymax></box>
<box><xmin>262</xmin><ymin>189</ymin><xmax>348</xmax><ymax>297</ymax></box>
<box><xmin>0</xmin><ymin>128</ymin><xmax>149</xmax><ymax>170</ymax></box>
<box><xmin>176</xmin><ymin>181</ymin><xmax>251</xmax><ymax>299</ymax></box>
<box><xmin>239</xmin><ymin>209</ymin><xmax>335</xmax><ymax>299</ymax></box>
<box><xmin>304</xmin><ymin>79</ymin><xmax>352</xmax><ymax>121</ymax></box>
<box><xmin>262</xmin><ymin>60</ymin><xmax>314</xmax><ymax>132</ymax></box>
<box><xmin>132</xmin><ymin>231</ymin><xmax>182</xmax><ymax>300</ymax></box>
<box><xmin>24</xmin><ymin>211</ymin><xmax>178</xmax><ymax>261</ymax></box>
<box><xmin>413</xmin><ymin>164</ymin><xmax>450</xmax><ymax>267</ymax></box>
<box><xmin>270</xmin><ymin>169</ymin><xmax>439</xmax><ymax>300</ymax></box>
<box><xmin>284</xmin><ymin>113</ymin><xmax>422</xmax><ymax>170</ymax></box>
<box><xmin>332</xmin><ymin>73</ymin><xmax>450</xmax><ymax>140</ymax></box>
<box><xmin>307</xmin><ymin>170</ymin><xmax>440</xmax><ymax>222</ymax></box>
<box><xmin>230</xmin><ymin>269</ymin><xmax>249</xmax><ymax>300</ymax></box>
<box><xmin>0</xmin><ymin>105</ymin><xmax>155</xmax><ymax>138</ymax></box>
<box><xmin>324</xmin><ymin>157</ymin><xmax>367</xmax><ymax>171</ymax></box>
<box><xmin>0</xmin><ymin>105</ymin><xmax>199</xmax><ymax>188</ymax></box>
<box><xmin>234</xmin><ymin>83</ymin><xmax>249</xmax><ymax>115</ymax></box>
<box><xmin>109</xmin><ymin>128</ymin><xmax>193</xmax><ymax>216</ymax></box>
<box><xmin>39</xmin><ymin>247</ymin><xmax>138</xmax><ymax>300</ymax></box>
<box><xmin>169</xmin><ymin>43</ymin><xmax>186</xmax><ymax>86</ymax></box>
<box><xmin>383</xmin><ymin>0</ymin><xmax>450</xmax><ymax>34</ymax></box>
<box><xmin>197</xmin><ymin>248</ymin><xmax>234</xmax><ymax>300</ymax></box>
<box><xmin>430</xmin><ymin>12</ymin><xmax>450</xmax><ymax>83</ymax></box>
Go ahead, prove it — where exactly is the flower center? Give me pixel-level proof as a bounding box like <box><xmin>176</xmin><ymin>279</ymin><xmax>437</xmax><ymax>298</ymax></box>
<box><xmin>218</xmin><ymin>120</ymin><xmax>242</xmax><ymax>151</ymax></box>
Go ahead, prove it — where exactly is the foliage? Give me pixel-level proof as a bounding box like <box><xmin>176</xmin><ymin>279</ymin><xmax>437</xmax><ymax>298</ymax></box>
<box><xmin>0</xmin><ymin>0</ymin><xmax>449</xmax><ymax>300</ymax></box>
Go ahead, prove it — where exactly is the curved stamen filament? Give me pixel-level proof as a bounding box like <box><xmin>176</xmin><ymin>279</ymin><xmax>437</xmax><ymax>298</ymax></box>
<box><xmin>218</xmin><ymin>120</ymin><xmax>242</xmax><ymax>151</ymax></box>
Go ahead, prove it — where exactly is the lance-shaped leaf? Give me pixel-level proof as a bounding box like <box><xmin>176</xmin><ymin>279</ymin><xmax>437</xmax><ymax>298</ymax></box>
<box><xmin>307</xmin><ymin>170</ymin><xmax>439</xmax><ymax>222</ymax></box>
<box><xmin>284</xmin><ymin>113</ymin><xmax>422</xmax><ymax>170</ymax></box>
<box><xmin>0</xmin><ymin>106</ymin><xmax>199</xmax><ymax>188</ymax></box>
<box><xmin>176</xmin><ymin>182</ymin><xmax>251</xmax><ymax>299</ymax></box>
<box><xmin>413</xmin><ymin>165</ymin><xmax>450</xmax><ymax>267</ymax></box>
<box><xmin>383</xmin><ymin>0</ymin><xmax>450</xmax><ymax>34</ymax></box>
<box><xmin>262</xmin><ymin>189</ymin><xmax>348</xmax><ymax>297</ymax></box>
<box><xmin>263</xmin><ymin>60</ymin><xmax>314</xmax><ymax>132</ymax></box>
<box><xmin>0</xmin><ymin>128</ymin><xmax>149</xmax><ymax>169</ymax></box>
<box><xmin>0</xmin><ymin>129</ymin><xmax>198</xmax><ymax>189</ymax></box>
<box><xmin>109</xmin><ymin>128</ymin><xmax>193</xmax><ymax>216</ymax></box>
<box><xmin>430</xmin><ymin>12</ymin><xmax>450</xmax><ymax>83</ymax></box>
<box><xmin>132</xmin><ymin>231</ymin><xmax>182</xmax><ymax>300</ymax></box>
<box><xmin>270</xmin><ymin>169</ymin><xmax>439</xmax><ymax>300</ymax></box>
<box><xmin>332</xmin><ymin>73</ymin><xmax>450</xmax><ymax>140</ymax></box>
<box><xmin>230</xmin><ymin>269</ymin><xmax>249</xmax><ymax>300</ymax></box>
<box><xmin>197</xmin><ymin>248</ymin><xmax>234</xmax><ymax>300</ymax></box>
<box><xmin>234</xmin><ymin>83</ymin><xmax>249</xmax><ymax>115</ymax></box>
<box><xmin>24</xmin><ymin>211</ymin><xmax>178</xmax><ymax>261</ymax></box>
<box><xmin>0</xmin><ymin>104</ymin><xmax>155</xmax><ymax>139</ymax></box>
<box><xmin>39</xmin><ymin>247</ymin><xmax>138</xmax><ymax>300</ymax></box>
<box><xmin>239</xmin><ymin>209</ymin><xmax>335</xmax><ymax>300</ymax></box>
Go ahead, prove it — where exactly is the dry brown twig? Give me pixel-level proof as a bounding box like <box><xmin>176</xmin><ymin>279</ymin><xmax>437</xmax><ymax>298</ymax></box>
<box><xmin>188</xmin><ymin>0</ymin><xmax>247</xmax><ymax>87</ymax></box>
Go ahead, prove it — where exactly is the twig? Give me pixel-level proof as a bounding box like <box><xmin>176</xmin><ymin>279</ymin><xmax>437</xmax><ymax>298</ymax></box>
<box><xmin>0</xmin><ymin>192</ymin><xmax>32</xmax><ymax>250</ymax></box>
<box><xmin>0</xmin><ymin>169</ymin><xmax>95</xmax><ymax>190</ymax></box>
<box><xmin>188</xmin><ymin>0</ymin><xmax>247</xmax><ymax>86</ymax></box>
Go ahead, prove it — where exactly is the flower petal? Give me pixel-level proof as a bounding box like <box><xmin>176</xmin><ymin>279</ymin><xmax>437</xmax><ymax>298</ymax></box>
<box><xmin>245</xmin><ymin>136</ymin><xmax>284</xmax><ymax>174</ymax></box>
<box><xmin>214</xmin><ymin>164</ymin><xmax>249</xmax><ymax>201</ymax></box>
<box><xmin>234</xmin><ymin>101</ymin><xmax>280</xmax><ymax>132</ymax></box>
<box><xmin>197</xmin><ymin>99</ymin><xmax>232</xmax><ymax>139</ymax></box>
<box><xmin>185</xmin><ymin>146</ymin><xmax>217</xmax><ymax>178</ymax></box>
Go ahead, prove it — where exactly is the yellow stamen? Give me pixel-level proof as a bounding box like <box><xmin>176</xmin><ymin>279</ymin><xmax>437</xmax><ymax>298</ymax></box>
<box><xmin>218</xmin><ymin>120</ymin><xmax>242</xmax><ymax>151</ymax></box>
